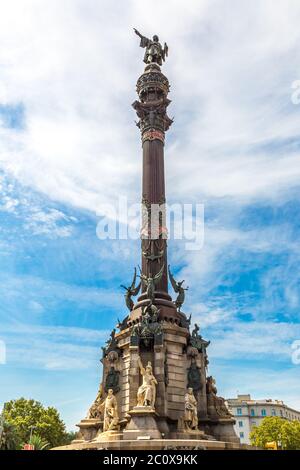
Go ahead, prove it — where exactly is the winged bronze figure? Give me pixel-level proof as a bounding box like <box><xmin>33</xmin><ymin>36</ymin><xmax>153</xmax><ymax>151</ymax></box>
<box><xmin>168</xmin><ymin>265</ymin><xmax>189</xmax><ymax>312</ymax></box>
<box><xmin>139</xmin><ymin>264</ymin><xmax>165</xmax><ymax>304</ymax></box>
<box><xmin>120</xmin><ymin>268</ymin><xmax>141</xmax><ymax>311</ymax></box>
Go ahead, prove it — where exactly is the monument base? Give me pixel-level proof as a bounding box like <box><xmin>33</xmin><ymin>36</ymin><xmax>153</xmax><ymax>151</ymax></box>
<box><xmin>170</xmin><ymin>430</ymin><xmax>211</xmax><ymax>441</ymax></box>
<box><xmin>94</xmin><ymin>430</ymin><xmax>123</xmax><ymax>442</ymax></box>
<box><xmin>52</xmin><ymin>438</ymin><xmax>257</xmax><ymax>451</ymax></box>
<box><xmin>123</xmin><ymin>406</ymin><xmax>162</xmax><ymax>440</ymax></box>
<box><xmin>202</xmin><ymin>418</ymin><xmax>240</xmax><ymax>444</ymax></box>
<box><xmin>73</xmin><ymin>418</ymin><xmax>101</xmax><ymax>443</ymax></box>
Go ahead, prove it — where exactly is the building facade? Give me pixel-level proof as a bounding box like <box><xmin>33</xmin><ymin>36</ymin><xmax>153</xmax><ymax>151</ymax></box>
<box><xmin>227</xmin><ymin>394</ymin><xmax>300</xmax><ymax>444</ymax></box>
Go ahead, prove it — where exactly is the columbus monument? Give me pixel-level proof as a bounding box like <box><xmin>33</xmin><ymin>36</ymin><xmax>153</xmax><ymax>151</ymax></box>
<box><xmin>54</xmin><ymin>30</ymin><xmax>242</xmax><ymax>450</ymax></box>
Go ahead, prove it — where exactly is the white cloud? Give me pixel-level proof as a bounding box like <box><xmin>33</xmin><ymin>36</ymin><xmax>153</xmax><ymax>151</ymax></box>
<box><xmin>23</xmin><ymin>208</ymin><xmax>76</xmax><ymax>237</ymax></box>
<box><xmin>0</xmin><ymin>323</ymin><xmax>110</xmax><ymax>342</ymax></box>
<box><xmin>168</xmin><ymin>216</ymin><xmax>300</xmax><ymax>324</ymax></box>
<box><xmin>1</xmin><ymin>0</ymin><xmax>300</xmax><ymax>418</ymax></box>
<box><xmin>206</xmin><ymin>320</ymin><xmax>300</xmax><ymax>361</ymax></box>
<box><xmin>214</xmin><ymin>364</ymin><xmax>300</xmax><ymax>412</ymax></box>
<box><xmin>1</xmin><ymin>0</ymin><xmax>300</xmax><ymax>214</ymax></box>
<box><xmin>0</xmin><ymin>173</ymin><xmax>77</xmax><ymax>237</ymax></box>
<box><xmin>0</xmin><ymin>323</ymin><xmax>109</xmax><ymax>370</ymax></box>
<box><xmin>0</xmin><ymin>273</ymin><xmax>123</xmax><ymax>313</ymax></box>
<box><xmin>28</xmin><ymin>300</ymin><xmax>44</xmax><ymax>314</ymax></box>
<box><xmin>0</xmin><ymin>340</ymin><xmax>6</xmax><ymax>365</ymax></box>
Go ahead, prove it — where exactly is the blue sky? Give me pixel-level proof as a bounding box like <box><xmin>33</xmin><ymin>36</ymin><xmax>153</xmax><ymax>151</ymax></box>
<box><xmin>1</xmin><ymin>0</ymin><xmax>300</xmax><ymax>430</ymax></box>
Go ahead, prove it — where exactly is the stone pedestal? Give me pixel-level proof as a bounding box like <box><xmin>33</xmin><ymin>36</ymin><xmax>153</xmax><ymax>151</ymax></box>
<box><xmin>203</xmin><ymin>418</ymin><xmax>240</xmax><ymax>444</ymax></box>
<box><xmin>53</xmin><ymin>439</ymin><xmax>257</xmax><ymax>451</ymax></box>
<box><xmin>123</xmin><ymin>406</ymin><xmax>162</xmax><ymax>440</ymax></box>
<box><xmin>94</xmin><ymin>430</ymin><xmax>123</xmax><ymax>442</ymax></box>
<box><xmin>74</xmin><ymin>418</ymin><xmax>101</xmax><ymax>443</ymax></box>
<box><xmin>170</xmin><ymin>430</ymin><xmax>207</xmax><ymax>440</ymax></box>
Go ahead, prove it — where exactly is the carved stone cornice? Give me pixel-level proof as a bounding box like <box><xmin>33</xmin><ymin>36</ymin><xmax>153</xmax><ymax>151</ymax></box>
<box><xmin>142</xmin><ymin>129</ymin><xmax>165</xmax><ymax>143</ymax></box>
<box><xmin>133</xmin><ymin>65</ymin><xmax>173</xmax><ymax>142</ymax></box>
<box><xmin>132</xmin><ymin>97</ymin><xmax>173</xmax><ymax>139</ymax></box>
<box><xmin>136</xmin><ymin>70</ymin><xmax>170</xmax><ymax>98</ymax></box>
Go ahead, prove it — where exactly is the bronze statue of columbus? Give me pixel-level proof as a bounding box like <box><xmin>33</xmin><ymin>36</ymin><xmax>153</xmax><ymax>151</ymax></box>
<box><xmin>134</xmin><ymin>28</ymin><xmax>168</xmax><ymax>66</ymax></box>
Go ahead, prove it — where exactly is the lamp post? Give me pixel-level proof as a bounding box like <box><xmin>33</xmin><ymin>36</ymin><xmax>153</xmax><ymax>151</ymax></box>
<box><xmin>29</xmin><ymin>425</ymin><xmax>36</xmax><ymax>442</ymax></box>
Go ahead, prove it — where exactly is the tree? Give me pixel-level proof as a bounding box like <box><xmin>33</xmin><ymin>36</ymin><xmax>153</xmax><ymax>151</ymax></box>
<box><xmin>250</xmin><ymin>416</ymin><xmax>300</xmax><ymax>450</ymax></box>
<box><xmin>61</xmin><ymin>430</ymin><xmax>78</xmax><ymax>445</ymax></box>
<box><xmin>27</xmin><ymin>433</ymin><xmax>49</xmax><ymax>450</ymax></box>
<box><xmin>0</xmin><ymin>420</ymin><xmax>20</xmax><ymax>450</ymax></box>
<box><xmin>3</xmin><ymin>398</ymin><xmax>68</xmax><ymax>448</ymax></box>
<box><xmin>281</xmin><ymin>420</ymin><xmax>300</xmax><ymax>450</ymax></box>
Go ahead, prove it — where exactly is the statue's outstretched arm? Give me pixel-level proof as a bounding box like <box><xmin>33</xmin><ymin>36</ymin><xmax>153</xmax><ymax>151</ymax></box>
<box><xmin>133</xmin><ymin>28</ymin><xmax>150</xmax><ymax>48</ymax></box>
<box><xmin>98</xmin><ymin>400</ymin><xmax>105</xmax><ymax>413</ymax></box>
<box><xmin>133</xmin><ymin>28</ymin><xmax>142</xmax><ymax>39</ymax></box>
<box><xmin>138</xmin><ymin>356</ymin><xmax>145</xmax><ymax>374</ymax></box>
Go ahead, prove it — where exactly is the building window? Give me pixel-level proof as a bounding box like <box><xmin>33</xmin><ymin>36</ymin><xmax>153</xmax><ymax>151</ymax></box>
<box><xmin>271</xmin><ymin>409</ymin><xmax>276</xmax><ymax>416</ymax></box>
<box><xmin>251</xmin><ymin>421</ymin><xmax>257</xmax><ymax>427</ymax></box>
<box><xmin>237</xmin><ymin>408</ymin><xmax>242</xmax><ymax>415</ymax></box>
<box><xmin>280</xmin><ymin>410</ymin><xmax>283</xmax><ymax>417</ymax></box>
<box><xmin>240</xmin><ymin>432</ymin><xmax>244</xmax><ymax>439</ymax></box>
<box><xmin>261</xmin><ymin>409</ymin><xmax>266</xmax><ymax>416</ymax></box>
<box><xmin>238</xmin><ymin>421</ymin><xmax>243</xmax><ymax>427</ymax></box>
<box><xmin>250</xmin><ymin>408</ymin><xmax>255</xmax><ymax>416</ymax></box>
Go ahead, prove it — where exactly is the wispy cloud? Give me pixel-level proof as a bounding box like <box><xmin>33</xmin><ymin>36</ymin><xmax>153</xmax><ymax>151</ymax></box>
<box><xmin>206</xmin><ymin>320</ymin><xmax>300</xmax><ymax>361</ymax></box>
<box><xmin>1</xmin><ymin>0</ymin><xmax>300</xmax><ymax>425</ymax></box>
<box><xmin>23</xmin><ymin>208</ymin><xmax>77</xmax><ymax>237</ymax></box>
<box><xmin>213</xmin><ymin>363</ymin><xmax>300</xmax><ymax>411</ymax></box>
<box><xmin>1</xmin><ymin>1</ymin><xmax>300</xmax><ymax>211</ymax></box>
<box><xmin>0</xmin><ymin>172</ymin><xmax>77</xmax><ymax>238</ymax></box>
<box><xmin>1</xmin><ymin>323</ymin><xmax>109</xmax><ymax>370</ymax></box>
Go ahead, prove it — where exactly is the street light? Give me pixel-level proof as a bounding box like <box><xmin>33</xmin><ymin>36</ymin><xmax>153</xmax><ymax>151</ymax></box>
<box><xmin>29</xmin><ymin>425</ymin><xmax>36</xmax><ymax>443</ymax></box>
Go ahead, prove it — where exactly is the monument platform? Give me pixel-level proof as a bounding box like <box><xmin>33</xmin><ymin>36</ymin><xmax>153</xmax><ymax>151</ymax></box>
<box><xmin>123</xmin><ymin>406</ymin><xmax>162</xmax><ymax>440</ymax></box>
<box><xmin>52</xmin><ymin>438</ymin><xmax>255</xmax><ymax>451</ymax></box>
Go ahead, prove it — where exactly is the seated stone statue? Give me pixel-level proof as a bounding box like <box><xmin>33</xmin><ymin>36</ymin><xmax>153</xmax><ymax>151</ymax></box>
<box><xmin>136</xmin><ymin>357</ymin><xmax>157</xmax><ymax>408</ymax></box>
<box><xmin>183</xmin><ymin>387</ymin><xmax>198</xmax><ymax>431</ymax></box>
<box><xmin>87</xmin><ymin>384</ymin><xmax>103</xmax><ymax>419</ymax></box>
<box><xmin>206</xmin><ymin>376</ymin><xmax>232</xmax><ymax>418</ymax></box>
<box><xmin>99</xmin><ymin>388</ymin><xmax>120</xmax><ymax>432</ymax></box>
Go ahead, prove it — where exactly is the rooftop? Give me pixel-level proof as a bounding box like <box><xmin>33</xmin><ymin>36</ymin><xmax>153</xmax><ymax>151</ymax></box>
<box><xmin>227</xmin><ymin>395</ymin><xmax>300</xmax><ymax>414</ymax></box>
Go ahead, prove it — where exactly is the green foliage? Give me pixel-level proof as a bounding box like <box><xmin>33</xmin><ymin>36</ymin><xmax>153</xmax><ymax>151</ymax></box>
<box><xmin>250</xmin><ymin>416</ymin><xmax>300</xmax><ymax>450</ymax></box>
<box><xmin>281</xmin><ymin>420</ymin><xmax>300</xmax><ymax>450</ymax></box>
<box><xmin>28</xmin><ymin>433</ymin><xmax>49</xmax><ymax>450</ymax></box>
<box><xmin>0</xmin><ymin>420</ymin><xmax>20</xmax><ymax>450</ymax></box>
<box><xmin>61</xmin><ymin>430</ymin><xmax>78</xmax><ymax>445</ymax></box>
<box><xmin>3</xmin><ymin>398</ymin><xmax>68</xmax><ymax>448</ymax></box>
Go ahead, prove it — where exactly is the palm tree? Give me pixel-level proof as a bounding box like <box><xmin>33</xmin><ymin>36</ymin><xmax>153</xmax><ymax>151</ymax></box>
<box><xmin>28</xmin><ymin>434</ymin><xmax>49</xmax><ymax>450</ymax></box>
<box><xmin>0</xmin><ymin>421</ymin><xmax>19</xmax><ymax>450</ymax></box>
